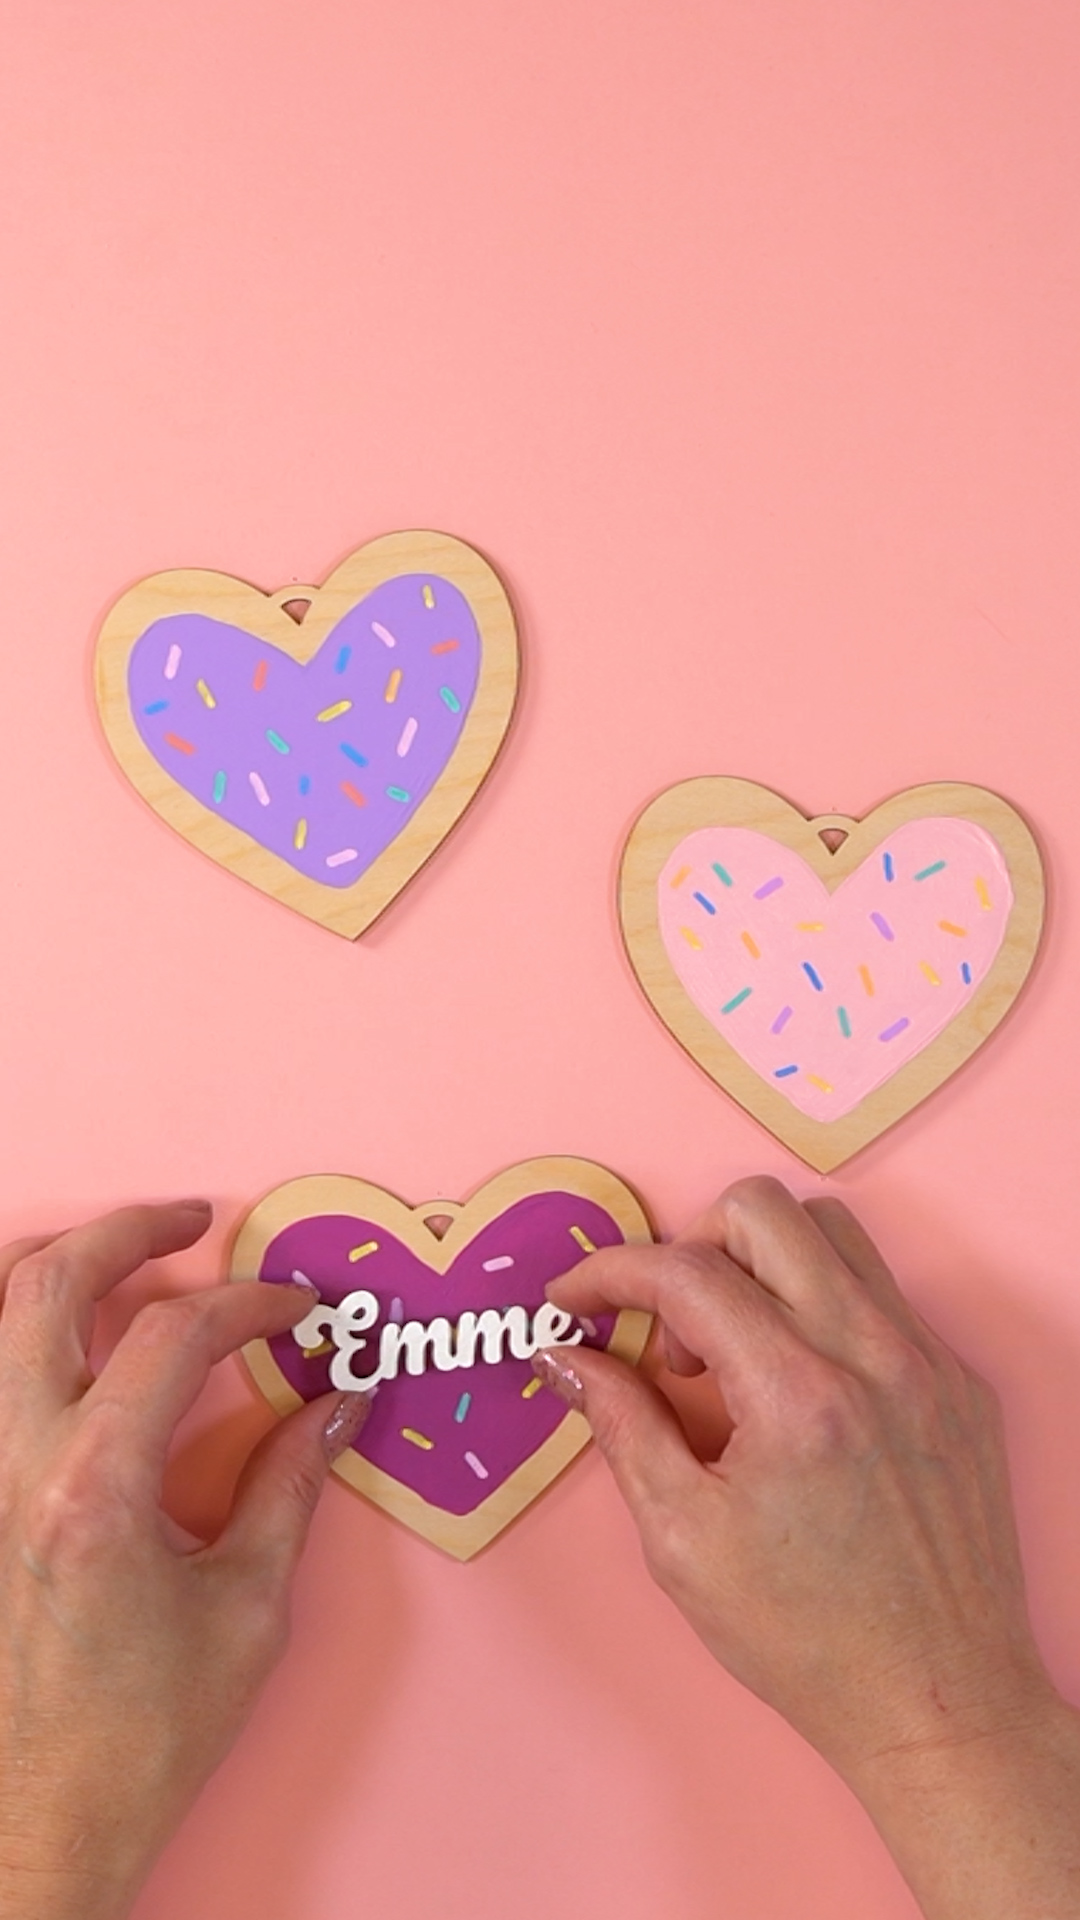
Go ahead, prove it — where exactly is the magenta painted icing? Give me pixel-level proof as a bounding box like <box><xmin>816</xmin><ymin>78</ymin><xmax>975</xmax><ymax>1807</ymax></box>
<box><xmin>127</xmin><ymin>573</ymin><xmax>480</xmax><ymax>887</ymax></box>
<box><xmin>261</xmin><ymin>1193</ymin><xmax>620</xmax><ymax>1516</ymax></box>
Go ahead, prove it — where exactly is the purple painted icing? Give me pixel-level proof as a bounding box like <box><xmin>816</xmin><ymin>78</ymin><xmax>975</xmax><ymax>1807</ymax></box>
<box><xmin>127</xmin><ymin>573</ymin><xmax>480</xmax><ymax>887</ymax></box>
<box><xmin>260</xmin><ymin>1193</ymin><xmax>621</xmax><ymax>1517</ymax></box>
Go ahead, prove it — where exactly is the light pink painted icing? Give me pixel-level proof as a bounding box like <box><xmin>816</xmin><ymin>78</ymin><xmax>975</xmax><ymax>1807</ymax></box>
<box><xmin>657</xmin><ymin>819</ymin><xmax>1013</xmax><ymax>1120</ymax></box>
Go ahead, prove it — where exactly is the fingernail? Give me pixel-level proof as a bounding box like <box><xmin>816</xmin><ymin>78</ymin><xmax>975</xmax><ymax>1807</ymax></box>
<box><xmin>284</xmin><ymin>1270</ymin><xmax>321</xmax><ymax>1299</ymax></box>
<box><xmin>323</xmin><ymin>1392</ymin><xmax>372</xmax><ymax>1461</ymax></box>
<box><xmin>177</xmin><ymin>1197</ymin><xmax>212</xmax><ymax>1214</ymax></box>
<box><xmin>531</xmin><ymin>1348</ymin><xmax>585</xmax><ymax>1412</ymax></box>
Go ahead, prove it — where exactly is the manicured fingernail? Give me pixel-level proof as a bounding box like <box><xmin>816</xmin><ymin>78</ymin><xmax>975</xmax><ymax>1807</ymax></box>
<box><xmin>284</xmin><ymin>1270</ymin><xmax>320</xmax><ymax>1298</ymax></box>
<box><xmin>323</xmin><ymin>1392</ymin><xmax>372</xmax><ymax>1461</ymax></box>
<box><xmin>177</xmin><ymin>1197</ymin><xmax>212</xmax><ymax>1214</ymax></box>
<box><xmin>531</xmin><ymin>1348</ymin><xmax>585</xmax><ymax>1411</ymax></box>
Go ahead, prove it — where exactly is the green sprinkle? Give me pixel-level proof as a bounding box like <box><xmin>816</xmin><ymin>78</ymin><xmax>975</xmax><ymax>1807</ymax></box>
<box><xmin>454</xmin><ymin>1393</ymin><xmax>471</xmax><ymax>1423</ymax></box>
<box><xmin>212</xmin><ymin>770</ymin><xmax>227</xmax><ymax>804</ymax></box>
<box><xmin>266</xmin><ymin>729</ymin><xmax>290</xmax><ymax>754</ymax></box>
<box><xmin>837</xmin><ymin>1006</ymin><xmax>852</xmax><ymax>1037</ymax></box>
<box><xmin>439</xmin><ymin>686</ymin><xmax>461</xmax><ymax>713</ymax></box>
<box><xmin>387</xmin><ymin>786</ymin><xmax>410</xmax><ymax>803</ymax></box>
<box><xmin>712</xmin><ymin>862</ymin><xmax>734</xmax><ymax>887</ymax></box>
<box><xmin>914</xmin><ymin>860</ymin><xmax>947</xmax><ymax>881</ymax></box>
<box><xmin>721</xmin><ymin>986</ymin><xmax>752</xmax><ymax>1014</ymax></box>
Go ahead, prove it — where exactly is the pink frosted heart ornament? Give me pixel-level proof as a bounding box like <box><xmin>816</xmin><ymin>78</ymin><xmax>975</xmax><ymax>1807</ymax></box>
<box><xmin>618</xmin><ymin>779</ymin><xmax>1045</xmax><ymax>1172</ymax></box>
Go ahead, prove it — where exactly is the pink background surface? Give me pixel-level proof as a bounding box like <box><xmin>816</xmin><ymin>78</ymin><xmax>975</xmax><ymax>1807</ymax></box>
<box><xmin>1</xmin><ymin>3</ymin><xmax>1079</xmax><ymax>1915</ymax></box>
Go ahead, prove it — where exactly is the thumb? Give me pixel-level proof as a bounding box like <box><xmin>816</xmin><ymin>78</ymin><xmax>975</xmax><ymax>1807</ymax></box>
<box><xmin>218</xmin><ymin>1390</ymin><xmax>371</xmax><ymax>1582</ymax></box>
<box><xmin>533</xmin><ymin>1345</ymin><xmax>704</xmax><ymax>1525</ymax></box>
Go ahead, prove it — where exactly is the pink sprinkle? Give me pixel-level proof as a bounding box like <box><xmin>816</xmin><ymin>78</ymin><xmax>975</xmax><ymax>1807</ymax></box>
<box><xmin>482</xmin><ymin>1255</ymin><xmax>514</xmax><ymax>1272</ymax></box>
<box><xmin>771</xmin><ymin>1005</ymin><xmax>793</xmax><ymax>1034</ymax></box>
<box><xmin>326</xmin><ymin>848</ymin><xmax>358</xmax><ymax>867</ymax></box>
<box><xmin>580</xmin><ymin>1317</ymin><xmax>598</xmax><ymax>1338</ymax></box>
<box><xmin>754</xmin><ymin>876</ymin><xmax>784</xmax><ymax>899</ymax></box>
<box><xmin>372</xmin><ymin>622</ymin><xmax>397</xmax><ymax>648</ymax></box>
<box><xmin>389</xmin><ymin>1296</ymin><xmax>404</xmax><ymax>1323</ymax></box>
<box><xmin>249</xmin><ymin>771</ymin><xmax>270</xmax><ymax>806</ymax></box>
<box><xmin>397</xmin><ymin>716</ymin><xmax>418</xmax><ymax>757</ymax></box>
<box><xmin>464</xmin><ymin>1452</ymin><xmax>489</xmax><ymax>1480</ymax></box>
<box><xmin>164</xmin><ymin>643</ymin><xmax>182</xmax><ymax>680</ymax></box>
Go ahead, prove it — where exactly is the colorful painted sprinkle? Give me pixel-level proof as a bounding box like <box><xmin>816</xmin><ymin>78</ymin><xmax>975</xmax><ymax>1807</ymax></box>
<box><xmin>293</xmin><ymin>818</ymin><xmax>307</xmax><ymax>850</ymax></box>
<box><xmin>693</xmin><ymin>891</ymin><xmax>717</xmax><ymax>914</ymax></box>
<box><xmin>348</xmin><ymin>1241</ymin><xmax>379</xmax><ymax>1261</ymax></box>
<box><xmin>712</xmin><ymin>862</ymin><xmax>734</xmax><ymax>887</ymax></box>
<box><xmin>317</xmin><ymin>700</ymin><xmax>352</xmax><ymax>722</ymax></box>
<box><xmin>482</xmin><ymin>1255</ymin><xmax>514</xmax><ymax>1272</ymax></box>
<box><xmin>771</xmin><ymin>1005</ymin><xmax>794</xmax><ymax>1034</ymax></box>
<box><xmin>939</xmin><ymin>921</ymin><xmax>967</xmax><ymax>937</ymax></box>
<box><xmin>253</xmin><ymin>659</ymin><xmax>268</xmax><ymax>691</ymax></box>
<box><xmin>742</xmin><ymin>930</ymin><xmax>761</xmax><ymax>959</ymax></box>
<box><xmin>340</xmin><ymin>743</ymin><xmax>368</xmax><ymax>768</ymax></box>
<box><xmin>879</xmin><ymin>1017</ymin><xmax>911</xmax><ymax>1042</ymax></box>
<box><xmin>570</xmin><ymin>1226</ymin><xmax>597</xmax><ymax>1252</ymax></box>
<box><xmin>165</xmin><ymin>732</ymin><xmax>195</xmax><ymax>755</ymax></box>
<box><xmin>580</xmin><ymin>1317</ymin><xmax>598</xmax><ymax>1338</ymax></box>
<box><xmin>807</xmin><ymin>1074</ymin><xmax>833</xmax><ymax>1093</ymax></box>
<box><xmin>422</xmin><ymin>585</ymin><xmax>436</xmax><ymax>609</ymax></box>
<box><xmin>670</xmin><ymin>865</ymin><xmax>691</xmax><ymax>888</ymax></box>
<box><xmin>326</xmin><ymin>847</ymin><xmax>358</xmax><ymax>867</ymax></box>
<box><xmin>802</xmin><ymin>962</ymin><xmax>824</xmax><ymax>991</ymax></box>
<box><xmin>521</xmin><ymin>1379</ymin><xmax>544</xmax><ymax>1401</ymax></box>
<box><xmin>334</xmin><ymin>644</ymin><xmax>352</xmax><ymax>673</ymax></box>
<box><xmin>431</xmin><ymin>638</ymin><xmax>459</xmax><ymax>654</ymax></box>
<box><xmin>975</xmin><ymin>876</ymin><xmax>992</xmax><ymax>910</ymax></box>
<box><xmin>774</xmin><ymin>1064</ymin><xmax>798</xmax><ymax>1078</ymax></box>
<box><xmin>919</xmin><ymin>961</ymin><xmax>941</xmax><ymax>986</ymax></box>
<box><xmin>961</xmin><ymin>961</ymin><xmax>973</xmax><ymax>985</ymax></box>
<box><xmin>266</xmin><ymin>729</ymin><xmax>290</xmax><ymax>754</ymax></box>
<box><xmin>164</xmin><ymin>644</ymin><xmax>182</xmax><ymax>680</ymax></box>
<box><xmin>385</xmin><ymin>669</ymin><xmax>402</xmax><ymax>703</ymax></box>
<box><xmin>196</xmin><ymin>678</ymin><xmax>216</xmax><ymax>709</ymax></box>
<box><xmin>883</xmin><ymin>851</ymin><xmax>894</xmax><ymax>881</ymax></box>
<box><xmin>249</xmin><ymin>771</ymin><xmax>270</xmax><ymax>805</ymax></box>
<box><xmin>754</xmin><ymin>876</ymin><xmax>784</xmax><ymax>899</ymax></box>
<box><xmin>721</xmin><ymin>987</ymin><xmax>753</xmax><ymax>1014</ymax></box>
<box><xmin>681</xmin><ymin>927</ymin><xmax>703</xmax><ymax>950</ymax></box>
<box><xmin>389</xmin><ymin>1297</ymin><xmax>405</xmax><ymax>1324</ymax></box>
<box><xmin>143</xmin><ymin>699</ymin><xmax>168</xmax><ymax>715</ymax></box>
<box><xmin>341</xmin><ymin>781</ymin><xmax>366</xmax><ymax>807</ymax></box>
<box><xmin>454</xmin><ymin>1392</ymin><xmax>471</xmax><ymax>1422</ymax></box>
<box><xmin>372</xmin><ymin>622</ymin><xmax>397</xmax><ymax>648</ymax></box>
<box><xmin>402</xmin><ymin>1428</ymin><xmax>434</xmax><ymax>1451</ymax></box>
<box><xmin>386</xmin><ymin>786</ymin><xmax>410</xmax><ymax>803</ymax></box>
<box><xmin>464</xmin><ymin>1451</ymin><xmax>489</xmax><ymax>1479</ymax></box>
<box><xmin>870</xmin><ymin>912</ymin><xmax>895</xmax><ymax>942</ymax></box>
<box><xmin>397</xmin><ymin>716</ymin><xmax>419</xmax><ymax>756</ymax></box>
<box><xmin>914</xmin><ymin>860</ymin><xmax>947</xmax><ymax>881</ymax></box>
<box><xmin>299</xmin><ymin>774</ymin><xmax>311</xmax><ymax>795</ymax></box>
<box><xmin>212</xmin><ymin>770</ymin><xmax>227</xmax><ymax>804</ymax></box>
<box><xmin>798</xmin><ymin>922</ymin><xmax>825</xmax><ymax>932</ymax></box>
<box><xmin>440</xmin><ymin>686</ymin><xmax>461</xmax><ymax>713</ymax></box>
<box><xmin>859</xmin><ymin>964</ymin><xmax>875</xmax><ymax>996</ymax></box>
<box><xmin>837</xmin><ymin>1006</ymin><xmax>852</xmax><ymax>1037</ymax></box>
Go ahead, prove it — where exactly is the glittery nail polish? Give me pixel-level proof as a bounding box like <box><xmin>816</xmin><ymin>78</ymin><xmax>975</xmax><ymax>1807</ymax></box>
<box><xmin>323</xmin><ymin>1392</ymin><xmax>372</xmax><ymax>1461</ymax></box>
<box><xmin>530</xmin><ymin>1348</ymin><xmax>586</xmax><ymax>1411</ymax></box>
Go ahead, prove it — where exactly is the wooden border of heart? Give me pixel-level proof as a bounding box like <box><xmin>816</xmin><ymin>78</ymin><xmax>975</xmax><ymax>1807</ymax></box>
<box><xmin>94</xmin><ymin>529</ymin><xmax>519</xmax><ymax>937</ymax></box>
<box><xmin>231</xmin><ymin>1157</ymin><xmax>653</xmax><ymax>1560</ymax></box>
<box><xmin>618</xmin><ymin>778</ymin><xmax>1045</xmax><ymax>1173</ymax></box>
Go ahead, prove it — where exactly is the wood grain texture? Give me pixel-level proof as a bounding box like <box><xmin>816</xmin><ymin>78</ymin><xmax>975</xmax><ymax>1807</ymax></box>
<box><xmin>231</xmin><ymin>1157</ymin><xmax>653</xmax><ymax>1560</ymax></box>
<box><xmin>94</xmin><ymin>529</ymin><xmax>519</xmax><ymax>937</ymax></box>
<box><xmin>618</xmin><ymin>778</ymin><xmax>1045</xmax><ymax>1172</ymax></box>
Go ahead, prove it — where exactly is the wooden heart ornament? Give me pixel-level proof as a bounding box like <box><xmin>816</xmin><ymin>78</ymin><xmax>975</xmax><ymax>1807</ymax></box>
<box><xmin>618</xmin><ymin>778</ymin><xmax>1045</xmax><ymax>1172</ymax></box>
<box><xmin>94</xmin><ymin>530</ymin><xmax>519</xmax><ymax>936</ymax></box>
<box><xmin>232</xmin><ymin>1160</ymin><xmax>652</xmax><ymax>1559</ymax></box>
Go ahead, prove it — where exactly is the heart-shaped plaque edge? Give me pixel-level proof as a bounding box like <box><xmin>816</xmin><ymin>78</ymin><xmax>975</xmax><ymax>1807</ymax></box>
<box><xmin>617</xmin><ymin>777</ymin><xmax>1046</xmax><ymax>1174</ymax></box>
<box><xmin>231</xmin><ymin>1157</ymin><xmax>653</xmax><ymax>1560</ymax></box>
<box><xmin>94</xmin><ymin>529</ymin><xmax>520</xmax><ymax>938</ymax></box>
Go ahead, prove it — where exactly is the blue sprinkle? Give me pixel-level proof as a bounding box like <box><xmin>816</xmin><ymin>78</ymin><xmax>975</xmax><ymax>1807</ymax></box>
<box><xmin>334</xmin><ymin>644</ymin><xmax>352</xmax><ymax>674</ymax></box>
<box><xmin>454</xmin><ymin>1392</ymin><xmax>471</xmax><ymax>1423</ymax></box>
<box><xmin>693</xmin><ymin>891</ymin><xmax>717</xmax><ymax>915</ymax></box>
<box><xmin>143</xmin><ymin>699</ymin><xmax>168</xmax><ymax>715</ymax></box>
<box><xmin>774</xmin><ymin>1065</ymin><xmax>798</xmax><ymax>1078</ymax></box>
<box><xmin>299</xmin><ymin>774</ymin><xmax>311</xmax><ymax>795</ymax></box>
<box><xmin>961</xmin><ymin>961</ymin><xmax>972</xmax><ymax>985</ymax></box>
<box><xmin>883</xmin><ymin>851</ymin><xmax>894</xmax><ymax>882</ymax></box>
<box><xmin>802</xmin><ymin>962</ymin><xmax>824</xmax><ymax>992</ymax></box>
<box><xmin>440</xmin><ymin>686</ymin><xmax>462</xmax><ymax>713</ymax></box>
<box><xmin>340</xmin><ymin>743</ymin><xmax>368</xmax><ymax>768</ymax></box>
<box><xmin>212</xmin><ymin>770</ymin><xmax>227</xmax><ymax>804</ymax></box>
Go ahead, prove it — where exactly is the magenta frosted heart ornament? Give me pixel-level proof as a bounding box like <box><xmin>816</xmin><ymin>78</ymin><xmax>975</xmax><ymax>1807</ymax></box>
<box><xmin>232</xmin><ymin>1161</ymin><xmax>652</xmax><ymax>1558</ymax></box>
<box><xmin>619</xmin><ymin>778</ymin><xmax>1044</xmax><ymax>1171</ymax></box>
<box><xmin>94</xmin><ymin>530</ymin><xmax>519</xmax><ymax>936</ymax></box>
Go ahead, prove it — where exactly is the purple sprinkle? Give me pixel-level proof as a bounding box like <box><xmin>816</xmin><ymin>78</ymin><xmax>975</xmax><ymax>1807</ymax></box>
<box><xmin>771</xmin><ymin>1005</ymin><xmax>794</xmax><ymax>1034</ymax></box>
<box><xmin>870</xmin><ymin>912</ymin><xmax>895</xmax><ymax>942</ymax></box>
<box><xmin>753</xmin><ymin>876</ymin><xmax>784</xmax><ymax>900</ymax></box>
<box><xmin>879</xmin><ymin>1017</ymin><xmax>911</xmax><ymax>1042</ymax></box>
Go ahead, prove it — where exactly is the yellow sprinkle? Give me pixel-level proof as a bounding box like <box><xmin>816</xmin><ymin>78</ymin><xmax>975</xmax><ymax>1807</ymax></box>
<box><xmin>919</xmin><ymin>961</ymin><xmax>941</xmax><ymax>986</ymax></box>
<box><xmin>196</xmin><ymin>678</ymin><xmax>216</xmax><ymax>709</ymax></box>
<box><xmin>522</xmin><ymin>1377</ymin><xmax>543</xmax><ymax>1399</ymax></box>
<box><xmin>807</xmin><ymin>1073</ymin><xmax>833</xmax><ymax>1093</ymax></box>
<box><xmin>385</xmin><ymin>668</ymin><xmax>402</xmax><ymax>703</ymax></box>
<box><xmin>859</xmin><ymin>964</ymin><xmax>875</xmax><ymax>996</ymax></box>
<box><xmin>741</xmin><ymin>929</ymin><xmax>761</xmax><ymax>959</ymax></box>
<box><xmin>975</xmin><ymin>876</ymin><xmax>992</xmax><ymax>911</ymax></box>
<box><xmin>670</xmin><ymin>864</ymin><xmax>691</xmax><ymax>888</ymax></box>
<box><xmin>317</xmin><ymin>699</ymin><xmax>353</xmax><ymax>722</ymax></box>
<box><xmin>680</xmin><ymin>926</ymin><xmax>703</xmax><ymax>950</ymax></box>
<box><xmin>402</xmin><ymin>1428</ymin><xmax>434</xmax><ymax>1451</ymax></box>
<box><xmin>302</xmin><ymin>1338</ymin><xmax>333</xmax><ymax>1359</ymax></box>
<box><xmin>939</xmin><ymin>921</ymin><xmax>967</xmax><ymax>937</ymax></box>
<box><xmin>797</xmin><ymin>922</ymin><xmax>825</xmax><ymax>932</ymax></box>
<box><xmin>422</xmin><ymin>583</ymin><xmax>435</xmax><ymax>608</ymax></box>
<box><xmin>348</xmin><ymin>1240</ymin><xmax>379</xmax><ymax>1262</ymax></box>
<box><xmin>569</xmin><ymin>1225</ymin><xmax>596</xmax><ymax>1253</ymax></box>
<box><xmin>294</xmin><ymin>817</ymin><xmax>308</xmax><ymax>850</ymax></box>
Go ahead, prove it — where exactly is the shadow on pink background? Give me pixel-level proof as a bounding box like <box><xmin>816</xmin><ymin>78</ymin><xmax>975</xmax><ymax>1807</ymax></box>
<box><xmin>3</xmin><ymin>1</ymin><xmax>1080</xmax><ymax>1914</ymax></box>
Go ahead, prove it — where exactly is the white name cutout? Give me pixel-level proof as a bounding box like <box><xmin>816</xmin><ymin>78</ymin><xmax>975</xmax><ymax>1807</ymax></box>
<box><xmin>292</xmin><ymin>1290</ymin><xmax>585</xmax><ymax>1393</ymax></box>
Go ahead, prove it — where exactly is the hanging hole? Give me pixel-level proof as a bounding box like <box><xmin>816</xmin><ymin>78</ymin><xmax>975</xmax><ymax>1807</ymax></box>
<box><xmin>280</xmin><ymin>598</ymin><xmax>312</xmax><ymax>624</ymax></box>
<box><xmin>818</xmin><ymin>827</ymin><xmax>849</xmax><ymax>854</ymax></box>
<box><xmin>423</xmin><ymin>1213</ymin><xmax>454</xmax><ymax>1240</ymax></box>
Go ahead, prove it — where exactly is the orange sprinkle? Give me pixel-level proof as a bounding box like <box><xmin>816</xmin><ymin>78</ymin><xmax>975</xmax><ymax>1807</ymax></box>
<box><xmin>741</xmin><ymin>930</ymin><xmax>761</xmax><ymax>959</ymax></box>
<box><xmin>431</xmin><ymin>639</ymin><xmax>459</xmax><ymax>654</ymax></box>
<box><xmin>807</xmin><ymin>1073</ymin><xmax>833</xmax><ymax>1093</ymax></box>
<box><xmin>859</xmin><ymin>964</ymin><xmax>875</xmax><ymax>996</ymax></box>
<box><xmin>164</xmin><ymin>732</ymin><xmax>194</xmax><ymax>755</ymax></box>
<box><xmin>680</xmin><ymin>926</ymin><xmax>703</xmax><ymax>950</ymax></box>
<box><xmin>797</xmin><ymin>922</ymin><xmax>825</xmax><ymax>932</ymax></box>
<box><xmin>341</xmin><ymin>781</ymin><xmax>367</xmax><ymax>808</ymax></box>
<box><xmin>670</xmin><ymin>864</ymin><xmax>691</xmax><ymax>889</ymax></box>
<box><xmin>975</xmin><ymin>877</ymin><xmax>992</xmax><ymax>911</ymax></box>
<box><xmin>919</xmin><ymin>961</ymin><xmax>941</xmax><ymax>986</ymax></box>
<box><xmin>385</xmin><ymin>668</ymin><xmax>402</xmax><ymax>703</ymax></box>
<box><xmin>253</xmin><ymin>659</ymin><xmax>268</xmax><ymax>691</ymax></box>
<box><xmin>939</xmin><ymin>920</ymin><xmax>967</xmax><ymax>937</ymax></box>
